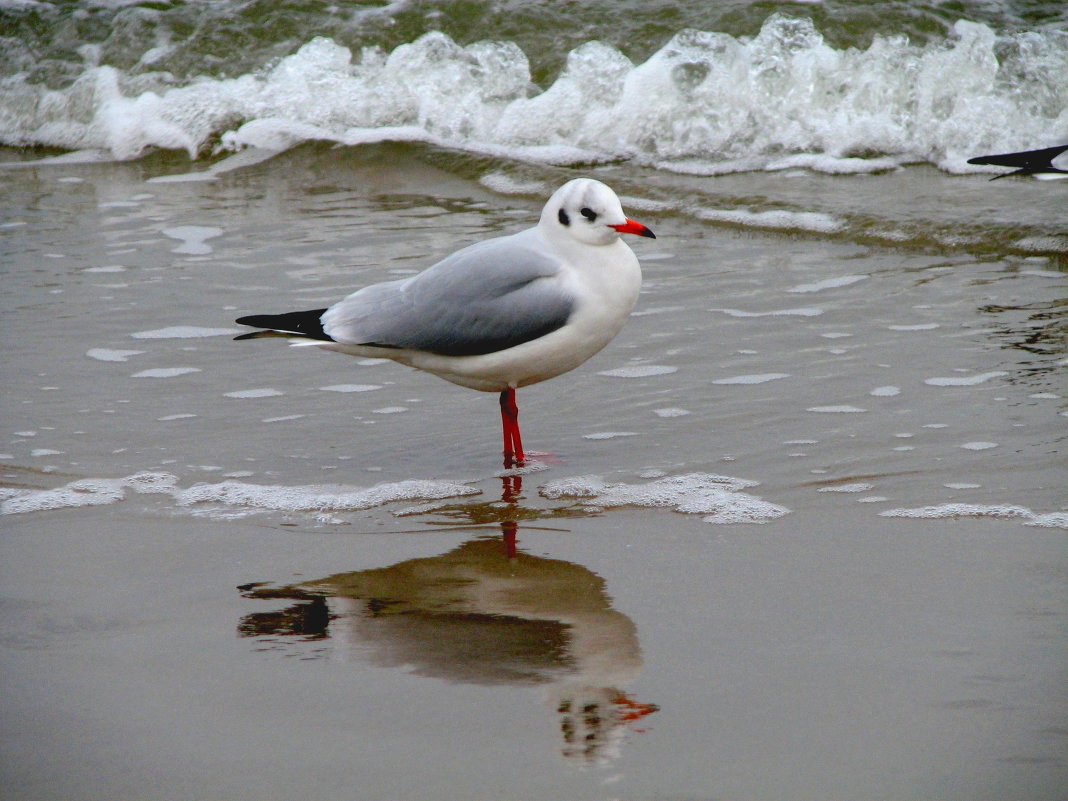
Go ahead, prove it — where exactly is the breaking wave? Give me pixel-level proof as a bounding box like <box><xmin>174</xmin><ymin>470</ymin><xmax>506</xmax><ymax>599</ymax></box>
<box><xmin>2</xmin><ymin>14</ymin><xmax>1065</xmax><ymax>175</ymax></box>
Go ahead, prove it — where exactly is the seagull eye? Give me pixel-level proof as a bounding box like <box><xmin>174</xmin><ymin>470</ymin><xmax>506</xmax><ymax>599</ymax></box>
<box><xmin>580</xmin><ymin>207</ymin><xmax>597</xmax><ymax>221</ymax></box>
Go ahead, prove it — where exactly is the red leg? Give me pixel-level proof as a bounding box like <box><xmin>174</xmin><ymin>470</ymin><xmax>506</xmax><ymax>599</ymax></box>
<box><xmin>499</xmin><ymin>388</ymin><xmax>525</xmax><ymax>467</ymax></box>
<box><xmin>499</xmin><ymin>390</ymin><xmax>512</xmax><ymax>461</ymax></box>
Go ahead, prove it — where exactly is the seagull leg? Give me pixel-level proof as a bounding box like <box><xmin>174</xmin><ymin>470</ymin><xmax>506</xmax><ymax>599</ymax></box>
<box><xmin>499</xmin><ymin>388</ymin><xmax>525</xmax><ymax>467</ymax></box>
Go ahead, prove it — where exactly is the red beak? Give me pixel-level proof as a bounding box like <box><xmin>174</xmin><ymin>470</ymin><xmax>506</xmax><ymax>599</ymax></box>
<box><xmin>611</xmin><ymin>218</ymin><xmax>656</xmax><ymax>239</ymax></box>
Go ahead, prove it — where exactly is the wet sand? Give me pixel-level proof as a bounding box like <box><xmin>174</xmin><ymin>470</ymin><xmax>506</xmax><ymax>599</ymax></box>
<box><xmin>1</xmin><ymin>144</ymin><xmax>1066</xmax><ymax>800</ymax></box>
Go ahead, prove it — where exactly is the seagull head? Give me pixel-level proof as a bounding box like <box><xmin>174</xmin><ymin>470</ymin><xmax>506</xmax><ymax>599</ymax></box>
<box><xmin>541</xmin><ymin>178</ymin><xmax>655</xmax><ymax>247</ymax></box>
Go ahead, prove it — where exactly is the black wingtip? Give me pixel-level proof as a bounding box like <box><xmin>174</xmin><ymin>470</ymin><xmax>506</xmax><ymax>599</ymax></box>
<box><xmin>968</xmin><ymin>143</ymin><xmax>1068</xmax><ymax>178</ymax></box>
<box><xmin>233</xmin><ymin>309</ymin><xmax>333</xmax><ymax>341</ymax></box>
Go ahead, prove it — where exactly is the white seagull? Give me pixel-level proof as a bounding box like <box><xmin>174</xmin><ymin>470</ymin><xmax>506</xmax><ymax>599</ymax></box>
<box><xmin>235</xmin><ymin>178</ymin><xmax>656</xmax><ymax>466</ymax></box>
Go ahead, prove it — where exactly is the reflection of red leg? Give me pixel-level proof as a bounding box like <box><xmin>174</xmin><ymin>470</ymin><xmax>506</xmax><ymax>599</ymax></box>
<box><xmin>501</xmin><ymin>474</ymin><xmax>522</xmax><ymax>503</ymax></box>
<box><xmin>611</xmin><ymin>693</ymin><xmax>660</xmax><ymax>725</ymax></box>
<box><xmin>499</xmin><ymin>388</ymin><xmax>525</xmax><ymax>467</ymax></box>
<box><xmin>500</xmin><ymin>475</ymin><xmax>521</xmax><ymax>559</ymax></box>
<box><xmin>502</xmin><ymin>520</ymin><xmax>518</xmax><ymax>559</ymax></box>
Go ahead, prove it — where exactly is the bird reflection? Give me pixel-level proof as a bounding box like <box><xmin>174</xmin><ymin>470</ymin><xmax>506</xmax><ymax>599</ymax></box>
<box><xmin>238</xmin><ymin>474</ymin><xmax>657</xmax><ymax>765</ymax></box>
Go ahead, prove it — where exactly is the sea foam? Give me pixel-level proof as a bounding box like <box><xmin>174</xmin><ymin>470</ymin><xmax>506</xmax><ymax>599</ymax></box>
<box><xmin>1</xmin><ymin>471</ymin><xmax>478</xmax><ymax>517</ymax></box>
<box><xmin>0</xmin><ymin>472</ymin><xmax>179</xmax><ymax>515</ymax></box>
<box><xmin>541</xmin><ymin>472</ymin><xmax>789</xmax><ymax>525</ymax></box>
<box><xmin>1</xmin><ymin>16</ymin><xmax>1064</xmax><ymax>175</ymax></box>
<box><xmin>880</xmin><ymin>503</ymin><xmax>1068</xmax><ymax>529</ymax></box>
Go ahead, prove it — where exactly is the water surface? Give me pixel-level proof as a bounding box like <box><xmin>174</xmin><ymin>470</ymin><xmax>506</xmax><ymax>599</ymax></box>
<box><xmin>1</xmin><ymin>2</ymin><xmax>1067</xmax><ymax>798</ymax></box>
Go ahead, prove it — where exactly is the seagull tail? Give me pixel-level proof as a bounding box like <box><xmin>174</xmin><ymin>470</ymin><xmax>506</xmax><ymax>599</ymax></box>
<box><xmin>234</xmin><ymin>309</ymin><xmax>332</xmax><ymax>341</ymax></box>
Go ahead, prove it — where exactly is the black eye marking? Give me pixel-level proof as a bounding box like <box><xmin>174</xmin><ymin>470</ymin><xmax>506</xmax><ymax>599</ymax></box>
<box><xmin>580</xmin><ymin>207</ymin><xmax>597</xmax><ymax>221</ymax></box>
<box><xmin>558</xmin><ymin>208</ymin><xmax>570</xmax><ymax>226</ymax></box>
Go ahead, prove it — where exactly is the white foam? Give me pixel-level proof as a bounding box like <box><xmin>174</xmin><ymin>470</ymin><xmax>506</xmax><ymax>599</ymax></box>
<box><xmin>807</xmin><ymin>405</ymin><xmax>867</xmax><ymax>413</ymax></box>
<box><xmin>224</xmin><ymin>388</ymin><xmax>284</xmax><ymax>398</ymax></box>
<box><xmin>86</xmin><ymin>348</ymin><xmax>144</xmax><ymax>362</ymax></box>
<box><xmin>175</xmin><ymin>478</ymin><xmax>478</xmax><ymax>513</ymax></box>
<box><xmin>162</xmin><ymin>226</ymin><xmax>224</xmax><ymax>255</ymax></box>
<box><xmin>870</xmin><ymin>386</ymin><xmax>901</xmax><ymax>396</ymax></box>
<box><xmin>711</xmin><ymin>307</ymin><xmax>823</xmax><ymax>318</ymax></box>
<box><xmin>960</xmin><ymin>441</ymin><xmax>998</xmax><ymax>450</ymax></box>
<box><xmin>319</xmin><ymin>384</ymin><xmax>382</xmax><ymax>393</ymax></box>
<box><xmin>712</xmin><ymin>373</ymin><xmax>790</xmax><ymax>385</ymax></box>
<box><xmin>131</xmin><ymin>326</ymin><xmax>239</xmax><ymax>339</ymax></box>
<box><xmin>765</xmin><ymin>152</ymin><xmax>902</xmax><ymax>173</ymax></box>
<box><xmin>582</xmin><ymin>432</ymin><xmax>638</xmax><ymax>440</ymax></box>
<box><xmin>597</xmin><ymin>365</ymin><xmax>678</xmax><ymax>378</ymax></box>
<box><xmin>82</xmin><ymin>265</ymin><xmax>127</xmax><ymax>273</ymax></box>
<box><xmin>131</xmin><ymin>367</ymin><xmax>201</xmax><ymax>378</ymax></box>
<box><xmin>617</xmin><ymin>195</ymin><xmax>675</xmax><ymax>213</ymax></box>
<box><xmin>945</xmin><ymin>482</ymin><xmax>981</xmax><ymax>489</ymax></box>
<box><xmin>30</xmin><ymin>448</ymin><xmax>64</xmax><ymax>457</ymax></box>
<box><xmin>157</xmin><ymin>413</ymin><xmax>196</xmax><ymax>421</ymax></box>
<box><xmin>925</xmin><ymin>371</ymin><xmax>1007</xmax><ymax>387</ymax></box>
<box><xmin>1</xmin><ymin>472</ymin><xmax>179</xmax><ymax>516</ymax></box>
<box><xmin>262</xmin><ymin>414</ymin><xmax>304</xmax><ymax>423</ymax></box>
<box><xmin>880</xmin><ymin>504</ymin><xmax>1068</xmax><ymax>529</ymax></box>
<box><xmin>888</xmin><ymin>323</ymin><xmax>940</xmax><ymax>331</ymax></box>
<box><xmin>1014</xmin><ymin>236</ymin><xmax>1068</xmax><ymax>253</ymax></box>
<box><xmin>5</xmin><ymin>17</ymin><xmax>1059</xmax><ymax>176</ymax></box>
<box><xmin>654</xmin><ymin>408</ymin><xmax>691</xmax><ymax>418</ymax></box>
<box><xmin>696</xmin><ymin>207</ymin><xmax>844</xmax><ymax>233</ymax></box>
<box><xmin>3</xmin><ymin>480</ymin><xmax>124</xmax><ymax>514</ymax></box>
<box><xmin>541</xmin><ymin>472</ymin><xmax>788</xmax><ymax>525</ymax></box>
<box><xmin>372</xmin><ymin>406</ymin><xmax>408</xmax><ymax>414</ymax></box>
<box><xmin>789</xmin><ymin>275</ymin><xmax>867</xmax><ymax>293</ymax></box>
<box><xmin>818</xmin><ymin>483</ymin><xmax>874</xmax><ymax>493</ymax></box>
<box><xmin>0</xmin><ymin>471</ymin><xmax>477</xmax><ymax>517</ymax></box>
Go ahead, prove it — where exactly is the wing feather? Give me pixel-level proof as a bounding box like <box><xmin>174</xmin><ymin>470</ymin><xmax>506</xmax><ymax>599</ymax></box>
<box><xmin>322</xmin><ymin>231</ymin><xmax>574</xmax><ymax>357</ymax></box>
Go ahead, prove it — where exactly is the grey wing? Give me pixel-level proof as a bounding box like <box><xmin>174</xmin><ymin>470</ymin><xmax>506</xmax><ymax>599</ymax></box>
<box><xmin>321</xmin><ymin>234</ymin><xmax>574</xmax><ymax>357</ymax></box>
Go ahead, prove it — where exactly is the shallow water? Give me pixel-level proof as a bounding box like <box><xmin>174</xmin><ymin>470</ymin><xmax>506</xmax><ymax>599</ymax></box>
<box><xmin>1</xmin><ymin>139</ymin><xmax>1066</xmax><ymax>799</ymax></box>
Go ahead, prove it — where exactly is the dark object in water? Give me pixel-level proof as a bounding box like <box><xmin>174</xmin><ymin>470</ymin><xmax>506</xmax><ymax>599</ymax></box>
<box><xmin>968</xmin><ymin>143</ymin><xmax>1068</xmax><ymax>180</ymax></box>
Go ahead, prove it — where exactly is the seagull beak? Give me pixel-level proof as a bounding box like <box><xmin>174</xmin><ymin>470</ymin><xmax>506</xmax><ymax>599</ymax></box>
<box><xmin>611</xmin><ymin>218</ymin><xmax>656</xmax><ymax>239</ymax></box>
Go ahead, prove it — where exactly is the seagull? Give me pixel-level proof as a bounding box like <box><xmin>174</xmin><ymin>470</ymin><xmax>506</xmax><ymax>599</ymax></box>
<box><xmin>967</xmin><ymin>143</ymin><xmax>1068</xmax><ymax>180</ymax></box>
<box><xmin>234</xmin><ymin>178</ymin><xmax>655</xmax><ymax>466</ymax></box>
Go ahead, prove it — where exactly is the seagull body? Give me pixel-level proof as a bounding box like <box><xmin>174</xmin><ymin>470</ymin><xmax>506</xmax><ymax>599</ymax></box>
<box><xmin>235</xmin><ymin>178</ymin><xmax>655</xmax><ymax>465</ymax></box>
<box><xmin>967</xmin><ymin>143</ymin><xmax>1068</xmax><ymax>180</ymax></box>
